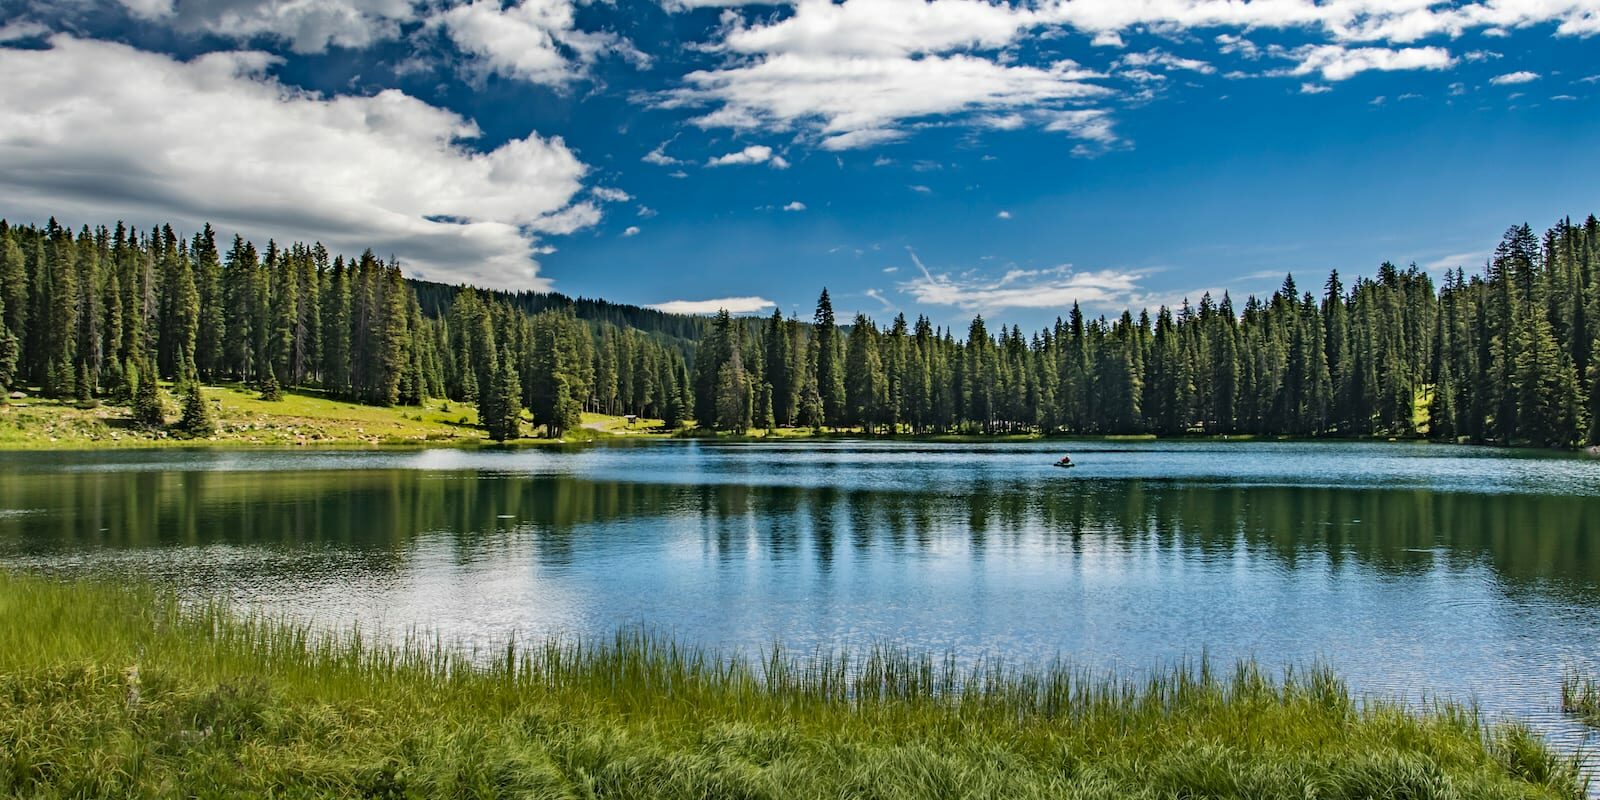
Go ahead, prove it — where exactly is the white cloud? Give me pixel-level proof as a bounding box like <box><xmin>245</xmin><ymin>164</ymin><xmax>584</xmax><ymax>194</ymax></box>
<box><xmin>1041</xmin><ymin>0</ymin><xmax>1600</xmax><ymax>44</ymax></box>
<box><xmin>665</xmin><ymin>0</ymin><xmax>1600</xmax><ymax>155</ymax></box>
<box><xmin>662</xmin><ymin>0</ymin><xmax>1114</xmax><ymax>150</ymax></box>
<box><xmin>1423</xmin><ymin>250</ymin><xmax>1490</xmax><ymax>272</ymax></box>
<box><xmin>0</xmin><ymin>21</ymin><xmax>50</xmax><ymax>41</ymax></box>
<box><xmin>649</xmin><ymin>296</ymin><xmax>776</xmax><ymax>314</ymax></box>
<box><xmin>1038</xmin><ymin>108</ymin><xmax>1117</xmax><ymax>144</ymax></box>
<box><xmin>637</xmin><ymin>205</ymin><xmax>658</xmax><ymax>217</ymax></box>
<box><xmin>996</xmin><ymin>210</ymin><xmax>1012</xmax><ymax>219</ymax></box>
<box><xmin>670</xmin><ymin>52</ymin><xmax>1111</xmax><ymax>150</ymax></box>
<box><xmin>622</xmin><ymin>225</ymin><xmax>640</xmax><ymax>237</ymax></box>
<box><xmin>783</xmin><ymin>201</ymin><xmax>807</xmax><ymax>211</ymax></box>
<box><xmin>1282</xmin><ymin>44</ymin><xmax>1456</xmax><ymax>81</ymax></box>
<box><xmin>642</xmin><ymin>139</ymin><xmax>682</xmax><ymax>165</ymax></box>
<box><xmin>1299</xmin><ymin>82</ymin><xmax>1332</xmax><ymax>94</ymax></box>
<box><xmin>706</xmin><ymin>144</ymin><xmax>790</xmax><ymax>167</ymax></box>
<box><xmin>0</xmin><ymin>36</ymin><xmax>594</xmax><ymax>291</ymax></box>
<box><xmin>116</xmin><ymin>0</ymin><xmax>419</xmax><ymax>54</ymax></box>
<box><xmin>1490</xmin><ymin>70</ymin><xmax>1540</xmax><ymax>85</ymax></box>
<box><xmin>591</xmin><ymin>186</ymin><xmax>631</xmax><ymax>202</ymax></box>
<box><xmin>1118</xmin><ymin>49</ymin><xmax>1214</xmax><ymax>74</ymax></box>
<box><xmin>428</xmin><ymin>0</ymin><xmax>646</xmax><ymax>86</ymax></box>
<box><xmin>1090</xmin><ymin>30</ymin><xmax>1124</xmax><ymax>47</ymax></box>
<box><xmin>909</xmin><ymin>184</ymin><xmax>932</xmax><ymax>193</ymax></box>
<box><xmin>899</xmin><ymin>256</ymin><xmax>1148</xmax><ymax>313</ymax></box>
<box><xmin>1215</xmin><ymin>33</ymin><xmax>1259</xmax><ymax>59</ymax></box>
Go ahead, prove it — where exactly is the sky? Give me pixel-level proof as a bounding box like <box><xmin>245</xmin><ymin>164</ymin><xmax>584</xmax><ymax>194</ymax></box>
<box><xmin>1</xmin><ymin>0</ymin><xmax>1598</xmax><ymax>329</ymax></box>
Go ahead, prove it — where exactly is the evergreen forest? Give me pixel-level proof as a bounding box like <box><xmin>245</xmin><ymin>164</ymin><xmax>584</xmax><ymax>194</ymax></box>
<box><xmin>2</xmin><ymin>216</ymin><xmax>1597</xmax><ymax>448</ymax></box>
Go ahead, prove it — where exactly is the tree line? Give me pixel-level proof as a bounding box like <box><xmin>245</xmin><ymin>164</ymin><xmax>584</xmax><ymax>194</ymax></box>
<box><xmin>692</xmin><ymin>218</ymin><xmax>1600</xmax><ymax>448</ymax></box>
<box><xmin>0</xmin><ymin>218</ymin><xmax>689</xmax><ymax>441</ymax></box>
<box><xmin>3</xmin><ymin>215</ymin><xmax>1596</xmax><ymax>448</ymax></box>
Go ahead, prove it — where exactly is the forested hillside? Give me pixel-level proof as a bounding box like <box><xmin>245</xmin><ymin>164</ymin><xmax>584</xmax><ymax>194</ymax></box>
<box><xmin>0</xmin><ymin>219</ymin><xmax>691</xmax><ymax>441</ymax></box>
<box><xmin>694</xmin><ymin>219</ymin><xmax>1600</xmax><ymax>448</ymax></box>
<box><xmin>1</xmin><ymin>216</ymin><xmax>1596</xmax><ymax>447</ymax></box>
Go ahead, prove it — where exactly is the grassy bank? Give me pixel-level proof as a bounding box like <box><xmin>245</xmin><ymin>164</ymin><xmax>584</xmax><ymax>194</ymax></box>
<box><xmin>0</xmin><ymin>384</ymin><xmax>488</xmax><ymax>448</ymax></box>
<box><xmin>1561</xmin><ymin>671</ymin><xmax>1600</xmax><ymax>726</ymax></box>
<box><xmin>0</xmin><ymin>573</ymin><xmax>1583</xmax><ymax>799</ymax></box>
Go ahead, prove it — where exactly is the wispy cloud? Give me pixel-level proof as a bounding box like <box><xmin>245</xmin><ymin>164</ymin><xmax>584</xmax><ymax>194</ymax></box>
<box><xmin>1490</xmin><ymin>70</ymin><xmax>1539</xmax><ymax>85</ymax></box>
<box><xmin>649</xmin><ymin>296</ymin><xmax>776</xmax><ymax>315</ymax></box>
<box><xmin>642</xmin><ymin>139</ymin><xmax>681</xmax><ymax>165</ymax></box>
<box><xmin>899</xmin><ymin>250</ymin><xmax>1147</xmax><ymax>313</ymax></box>
<box><xmin>621</xmin><ymin>225</ymin><xmax>641</xmax><ymax>237</ymax></box>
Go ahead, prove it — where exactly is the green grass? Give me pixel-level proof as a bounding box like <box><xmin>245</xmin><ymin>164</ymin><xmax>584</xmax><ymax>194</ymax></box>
<box><xmin>0</xmin><ymin>384</ymin><xmax>487</xmax><ymax>449</ymax></box>
<box><xmin>1561</xmin><ymin>671</ymin><xmax>1600</xmax><ymax>725</ymax></box>
<box><xmin>0</xmin><ymin>572</ymin><xmax>1583</xmax><ymax>799</ymax></box>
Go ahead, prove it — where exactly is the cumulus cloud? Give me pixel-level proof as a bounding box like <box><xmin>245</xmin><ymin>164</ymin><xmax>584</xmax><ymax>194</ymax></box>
<box><xmin>622</xmin><ymin>225</ymin><xmax>641</xmax><ymax>237</ymax></box>
<box><xmin>661</xmin><ymin>0</ymin><xmax>1113</xmax><ymax>150</ymax></box>
<box><xmin>649</xmin><ymin>296</ymin><xmax>777</xmax><ymax>314</ymax></box>
<box><xmin>115</xmin><ymin>0</ymin><xmax>419</xmax><ymax>53</ymax></box>
<box><xmin>591</xmin><ymin>186</ymin><xmax>631</xmax><ymax>202</ymax></box>
<box><xmin>664</xmin><ymin>0</ymin><xmax>1600</xmax><ymax>154</ymax></box>
<box><xmin>1490</xmin><ymin>70</ymin><xmax>1540</xmax><ymax>85</ymax></box>
<box><xmin>1300</xmin><ymin>82</ymin><xmax>1332</xmax><ymax>94</ymax></box>
<box><xmin>428</xmin><ymin>0</ymin><xmax>647</xmax><ymax>85</ymax></box>
<box><xmin>707</xmin><ymin>144</ymin><xmax>790</xmax><ymax>168</ymax></box>
<box><xmin>783</xmin><ymin>201</ymin><xmax>807</xmax><ymax>211</ymax></box>
<box><xmin>0</xmin><ymin>36</ymin><xmax>595</xmax><ymax>290</ymax></box>
<box><xmin>996</xmin><ymin>210</ymin><xmax>1012</xmax><ymax>219</ymax></box>
<box><xmin>1281</xmin><ymin>44</ymin><xmax>1456</xmax><ymax>81</ymax></box>
<box><xmin>899</xmin><ymin>253</ymin><xmax>1147</xmax><ymax>313</ymax></box>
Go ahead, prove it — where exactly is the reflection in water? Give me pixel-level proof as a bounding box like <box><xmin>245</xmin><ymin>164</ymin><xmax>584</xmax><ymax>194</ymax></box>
<box><xmin>6</xmin><ymin>466</ymin><xmax>1600</xmax><ymax>591</ymax></box>
<box><xmin>3</xmin><ymin>442</ymin><xmax>1600</xmax><ymax>762</ymax></box>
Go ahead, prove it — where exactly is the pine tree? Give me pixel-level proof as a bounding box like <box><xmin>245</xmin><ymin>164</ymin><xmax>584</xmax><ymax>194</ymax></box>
<box><xmin>485</xmin><ymin>346</ymin><xmax>523</xmax><ymax>442</ymax></box>
<box><xmin>0</xmin><ymin>279</ymin><xmax>16</xmax><ymax>400</ymax></box>
<box><xmin>258</xmin><ymin>368</ymin><xmax>282</xmax><ymax>401</ymax></box>
<box><xmin>813</xmin><ymin>289</ymin><xmax>845</xmax><ymax>428</ymax></box>
<box><xmin>0</xmin><ymin>230</ymin><xmax>25</xmax><ymax>348</ymax></box>
<box><xmin>131</xmin><ymin>358</ymin><xmax>166</xmax><ymax>428</ymax></box>
<box><xmin>844</xmin><ymin>314</ymin><xmax>886</xmax><ymax>432</ymax></box>
<box><xmin>176</xmin><ymin>378</ymin><xmax>216</xmax><ymax>438</ymax></box>
<box><xmin>1515</xmin><ymin>268</ymin><xmax>1580</xmax><ymax>446</ymax></box>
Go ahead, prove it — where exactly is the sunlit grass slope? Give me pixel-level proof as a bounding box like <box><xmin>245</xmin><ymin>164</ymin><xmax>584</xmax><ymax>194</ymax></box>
<box><xmin>0</xmin><ymin>572</ymin><xmax>1583</xmax><ymax>799</ymax></box>
<box><xmin>0</xmin><ymin>384</ymin><xmax>484</xmax><ymax>448</ymax></box>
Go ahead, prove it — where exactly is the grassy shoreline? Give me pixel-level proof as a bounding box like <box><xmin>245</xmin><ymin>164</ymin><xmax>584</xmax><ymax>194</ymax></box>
<box><xmin>0</xmin><ymin>572</ymin><xmax>1585</xmax><ymax>798</ymax></box>
<box><xmin>5</xmin><ymin>384</ymin><xmax>1594</xmax><ymax>453</ymax></box>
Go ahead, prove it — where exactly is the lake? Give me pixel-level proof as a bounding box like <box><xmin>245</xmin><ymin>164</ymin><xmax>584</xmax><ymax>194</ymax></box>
<box><xmin>4</xmin><ymin>440</ymin><xmax>1600</xmax><ymax>753</ymax></box>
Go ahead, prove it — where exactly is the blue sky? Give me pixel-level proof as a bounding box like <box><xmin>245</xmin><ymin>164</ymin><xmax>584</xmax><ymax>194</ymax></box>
<box><xmin>1</xmin><ymin>0</ymin><xmax>1597</xmax><ymax>329</ymax></box>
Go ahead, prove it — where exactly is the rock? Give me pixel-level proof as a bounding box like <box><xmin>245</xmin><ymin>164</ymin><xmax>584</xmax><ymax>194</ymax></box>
<box><xmin>7</xmin><ymin>391</ymin><xmax>24</xmax><ymax>400</ymax></box>
<box><xmin>1587</xmin><ymin>445</ymin><xmax>1600</xmax><ymax>458</ymax></box>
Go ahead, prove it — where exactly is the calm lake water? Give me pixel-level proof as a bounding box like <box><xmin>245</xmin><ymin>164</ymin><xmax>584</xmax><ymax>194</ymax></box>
<box><xmin>4</xmin><ymin>440</ymin><xmax>1600</xmax><ymax>751</ymax></box>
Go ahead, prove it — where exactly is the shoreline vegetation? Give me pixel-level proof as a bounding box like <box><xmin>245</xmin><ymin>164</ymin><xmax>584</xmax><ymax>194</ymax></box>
<box><xmin>2</xmin><ymin>381</ymin><xmax>1590</xmax><ymax>452</ymax></box>
<box><xmin>0</xmin><ymin>571</ymin><xmax>1588</xmax><ymax>798</ymax></box>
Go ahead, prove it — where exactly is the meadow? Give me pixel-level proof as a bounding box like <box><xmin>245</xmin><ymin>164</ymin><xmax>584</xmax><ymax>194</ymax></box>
<box><xmin>0</xmin><ymin>571</ymin><xmax>1586</xmax><ymax>799</ymax></box>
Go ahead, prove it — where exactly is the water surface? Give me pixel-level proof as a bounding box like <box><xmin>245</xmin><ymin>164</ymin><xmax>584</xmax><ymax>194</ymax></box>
<box><xmin>4</xmin><ymin>440</ymin><xmax>1600</xmax><ymax>753</ymax></box>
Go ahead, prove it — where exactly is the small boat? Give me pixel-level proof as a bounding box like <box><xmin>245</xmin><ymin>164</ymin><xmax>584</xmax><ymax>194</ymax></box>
<box><xmin>1054</xmin><ymin>455</ymin><xmax>1075</xmax><ymax>468</ymax></box>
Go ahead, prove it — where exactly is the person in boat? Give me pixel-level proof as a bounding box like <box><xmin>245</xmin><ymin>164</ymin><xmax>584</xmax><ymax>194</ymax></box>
<box><xmin>1055</xmin><ymin>454</ymin><xmax>1074</xmax><ymax>468</ymax></box>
